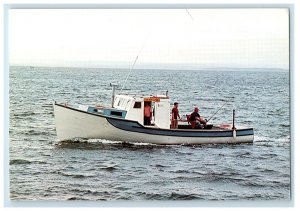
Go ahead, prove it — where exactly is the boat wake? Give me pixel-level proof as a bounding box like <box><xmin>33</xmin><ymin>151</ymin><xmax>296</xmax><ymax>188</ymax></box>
<box><xmin>253</xmin><ymin>135</ymin><xmax>290</xmax><ymax>148</ymax></box>
<box><xmin>55</xmin><ymin>138</ymin><xmax>167</xmax><ymax>151</ymax></box>
<box><xmin>254</xmin><ymin>135</ymin><xmax>290</xmax><ymax>142</ymax></box>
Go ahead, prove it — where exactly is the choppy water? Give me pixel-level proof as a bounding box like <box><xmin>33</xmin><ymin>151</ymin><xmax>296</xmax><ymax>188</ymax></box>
<box><xmin>9</xmin><ymin>66</ymin><xmax>290</xmax><ymax>202</ymax></box>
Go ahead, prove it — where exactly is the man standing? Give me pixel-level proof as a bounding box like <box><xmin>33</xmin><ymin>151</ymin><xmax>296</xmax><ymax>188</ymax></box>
<box><xmin>144</xmin><ymin>102</ymin><xmax>152</xmax><ymax>125</ymax></box>
<box><xmin>171</xmin><ymin>102</ymin><xmax>180</xmax><ymax>129</ymax></box>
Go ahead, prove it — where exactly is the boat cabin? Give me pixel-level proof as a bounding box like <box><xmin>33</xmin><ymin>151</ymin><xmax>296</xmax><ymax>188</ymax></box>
<box><xmin>82</xmin><ymin>94</ymin><xmax>171</xmax><ymax>129</ymax></box>
<box><xmin>113</xmin><ymin>94</ymin><xmax>170</xmax><ymax>129</ymax></box>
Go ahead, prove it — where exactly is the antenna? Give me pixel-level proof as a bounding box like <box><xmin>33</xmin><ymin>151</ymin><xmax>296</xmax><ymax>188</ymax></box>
<box><xmin>120</xmin><ymin>32</ymin><xmax>151</xmax><ymax>91</ymax></box>
<box><xmin>185</xmin><ymin>9</ymin><xmax>194</xmax><ymax>21</ymax></box>
<box><xmin>120</xmin><ymin>55</ymin><xmax>139</xmax><ymax>91</ymax></box>
<box><xmin>110</xmin><ymin>83</ymin><xmax>118</xmax><ymax>108</ymax></box>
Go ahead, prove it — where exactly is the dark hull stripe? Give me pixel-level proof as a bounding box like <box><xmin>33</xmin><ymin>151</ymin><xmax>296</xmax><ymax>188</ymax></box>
<box><xmin>107</xmin><ymin>117</ymin><xmax>254</xmax><ymax>138</ymax></box>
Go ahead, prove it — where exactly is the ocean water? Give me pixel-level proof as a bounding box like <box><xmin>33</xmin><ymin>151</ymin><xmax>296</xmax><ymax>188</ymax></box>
<box><xmin>9</xmin><ymin>66</ymin><xmax>290</xmax><ymax>202</ymax></box>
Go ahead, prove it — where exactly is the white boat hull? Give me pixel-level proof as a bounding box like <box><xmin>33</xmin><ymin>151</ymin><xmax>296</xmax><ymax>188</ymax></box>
<box><xmin>54</xmin><ymin>103</ymin><xmax>254</xmax><ymax>145</ymax></box>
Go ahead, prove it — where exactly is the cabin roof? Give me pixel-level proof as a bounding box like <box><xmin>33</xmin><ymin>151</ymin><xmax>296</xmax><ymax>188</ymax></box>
<box><xmin>116</xmin><ymin>94</ymin><xmax>169</xmax><ymax>99</ymax></box>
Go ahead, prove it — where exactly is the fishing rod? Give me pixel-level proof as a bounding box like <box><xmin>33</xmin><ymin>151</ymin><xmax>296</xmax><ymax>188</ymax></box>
<box><xmin>206</xmin><ymin>97</ymin><xmax>234</xmax><ymax>123</ymax></box>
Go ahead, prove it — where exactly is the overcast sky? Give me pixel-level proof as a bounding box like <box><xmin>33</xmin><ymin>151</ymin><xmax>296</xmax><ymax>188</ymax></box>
<box><xmin>9</xmin><ymin>8</ymin><xmax>289</xmax><ymax>70</ymax></box>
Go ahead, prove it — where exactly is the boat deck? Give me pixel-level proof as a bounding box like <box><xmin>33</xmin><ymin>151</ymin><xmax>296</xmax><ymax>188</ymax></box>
<box><xmin>144</xmin><ymin>124</ymin><xmax>232</xmax><ymax>131</ymax></box>
<box><xmin>178</xmin><ymin>124</ymin><xmax>231</xmax><ymax>131</ymax></box>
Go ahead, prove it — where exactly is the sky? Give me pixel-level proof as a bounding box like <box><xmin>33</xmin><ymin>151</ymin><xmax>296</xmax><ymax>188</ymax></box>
<box><xmin>9</xmin><ymin>8</ymin><xmax>289</xmax><ymax>70</ymax></box>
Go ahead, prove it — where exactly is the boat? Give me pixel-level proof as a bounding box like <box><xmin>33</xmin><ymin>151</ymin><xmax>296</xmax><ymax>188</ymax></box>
<box><xmin>53</xmin><ymin>85</ymin><xmax>254</xmax><ymax>145</ymax></box>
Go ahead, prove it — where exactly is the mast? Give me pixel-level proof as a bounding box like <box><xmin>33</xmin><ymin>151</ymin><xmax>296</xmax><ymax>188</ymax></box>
<box><xmin>110</xmin><ymin>83</ymin><xmax>118</xmax><ymax>108</ymax></box>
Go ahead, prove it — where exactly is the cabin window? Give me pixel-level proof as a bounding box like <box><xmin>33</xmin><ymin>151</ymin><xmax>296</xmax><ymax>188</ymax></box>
<box><xmin>133</xmin><ymin>102</ymin><xmax>142</xmax><ymax>108</ymax></box>
<box><xmin>117</xmin><ymin>99</ymin><xmax>121</xmax><ymax>106</ymax></box>
<box><xmin>120</xmin><ymin>99</ymin><xmax>124</xmax><ymax>107</ymax></box>
<box><xmin>110</xmin><ymin>111</ymin><xmax>123</xmax><ymax>117</ymax></box>
<box><xmin>126</xmin><ymin>100</ymin><xmax>131</xmax><ymax>109</ymax></box>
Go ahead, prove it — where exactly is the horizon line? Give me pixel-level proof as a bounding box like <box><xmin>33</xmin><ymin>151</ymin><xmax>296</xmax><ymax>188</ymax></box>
<box><xmin>9</xmin><ymin>64</ymin><xmax>289</xmax><ymax>72</ymax></box>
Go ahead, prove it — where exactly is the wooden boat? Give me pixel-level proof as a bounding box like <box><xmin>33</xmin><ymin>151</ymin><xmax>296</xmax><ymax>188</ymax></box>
<box><xmin>53</xmin><ymin>88</ymin><xmax>254</xmax><ymax>144</ymax></box>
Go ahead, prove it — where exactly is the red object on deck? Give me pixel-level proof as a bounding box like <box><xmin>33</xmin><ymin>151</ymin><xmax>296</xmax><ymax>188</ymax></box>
<box><xmin>220</xmin><ymin>124</ymin><xmax>231</xmax><ymax>128</ymax></box>
<box><xmin>186</xmin><ymin>114</ymin><xmax>196</xmax><ymax>129</ymax></box>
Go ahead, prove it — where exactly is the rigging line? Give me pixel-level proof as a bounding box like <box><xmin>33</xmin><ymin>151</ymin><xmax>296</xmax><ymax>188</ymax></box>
<box><xmin>185</xmin><ymin>9</ymin><xmax>194</xmax><ymax>21</ymax></box>
<box><xmin>121</xmin><ymin>55</ymin><xmax>139</xmax><ymax>91</ymax></box>
<box><xmin>120</xmin><ymin>32</ymin><xmax>151</xmax><ymax>91</ymax></box>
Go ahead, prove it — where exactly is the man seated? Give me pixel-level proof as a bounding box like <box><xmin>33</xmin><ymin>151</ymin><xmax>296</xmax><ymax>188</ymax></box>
<box><xmin>190</xmin><ymin>107</ymin><xmax>207</xmax><ymax>129</ymax></box>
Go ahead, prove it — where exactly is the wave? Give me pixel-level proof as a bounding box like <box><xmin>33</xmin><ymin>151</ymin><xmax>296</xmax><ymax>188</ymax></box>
<box><xmin>41</xmin><ymin>103</ymin><xmax>53</xmax><ymax>108</ymax></box>
<box><xmin>10</xmin><ymin>159</ymin><xmax>32</xmax><ymax>165</ymax></box>
<box><xmin>10</xmin><ymin>159</ymin><xmax>47</xmax><ymax>165</ymax></box>
<box><xmin>100</xmin><ymin>163</ymin><xmax>118</xmax><ymax>171</ymax></box>
<box><xmin>58</xmin><ymin>171</ymin><xmax>96</xmax><ymax>178</ymax></box>
<box><xmin>24</xmin><ymin>130</ymin><xmax>50</xmax><ymax>136</ymax></box>
<box><xmin>153</xmin><ymin>164</ymin><xmax>168</xmax><ymax>168</ymax></box>
<box><xmin>168</xmin><ymin>192</ymin><xmax>204</xmax><ymax>200</ymax></box>
<box><xmin>254</xmin><ymin>135</ymin><xmax>290</xmax><ymax>143</ymax></box>
<box><xmin>235</xmin><ymin>151</ymin><xmax>252</xmax><ymax>158</ymax></box>
<box><xmin>276</xmin><ymin>135</ymin><xmax>290</xmax><ymax>143</ymax></box>
<box><xmin>55</xmin><ymin>138</ymin><xmax>169</xmax><ymax>152</ymax></box>
<box><xmin>135</xmin><ymin>191</ymin><xmax>204</xmax><ymax>200</ymax></box>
